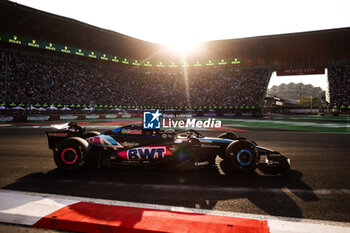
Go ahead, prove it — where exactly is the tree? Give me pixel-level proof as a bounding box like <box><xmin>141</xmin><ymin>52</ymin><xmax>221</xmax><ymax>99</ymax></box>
<box><xmin>298</xmin><ymin>96</ymin><xmax>322</xmax><ymax>108</ymax></box>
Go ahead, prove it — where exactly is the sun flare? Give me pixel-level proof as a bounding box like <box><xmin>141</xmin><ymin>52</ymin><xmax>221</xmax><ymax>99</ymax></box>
<box><xmin>163</xmin><ymin>39</ymin><xmax>201</xmax><ymax>55</ymax></box>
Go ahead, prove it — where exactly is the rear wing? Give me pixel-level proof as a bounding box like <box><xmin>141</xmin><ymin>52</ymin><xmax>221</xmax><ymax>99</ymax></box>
<box><xmin>46</xmin><ymin>122</ymin><xmax>85</xmax><ymax>149</ymax></box>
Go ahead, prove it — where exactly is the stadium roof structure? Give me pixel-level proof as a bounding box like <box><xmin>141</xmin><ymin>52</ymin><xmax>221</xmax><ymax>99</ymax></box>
<box><xmin>1</xmin><ymin>0</ymin><xmax>350</xmax><ymax>68</ymax></box>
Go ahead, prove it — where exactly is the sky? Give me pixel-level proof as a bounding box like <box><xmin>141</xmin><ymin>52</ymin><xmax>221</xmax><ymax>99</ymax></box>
<box><xmin>268</xmin><ymin>72</ymin><xmax>328</xmax><ymax>91</ymax></box>
<box><xmin>10</xmin><ymin>0</ymin><xmax>350</xmax><ymax>90</ymax></box>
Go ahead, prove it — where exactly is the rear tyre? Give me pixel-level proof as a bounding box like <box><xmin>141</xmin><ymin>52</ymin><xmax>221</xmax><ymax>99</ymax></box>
<box><xmin>54</xmin><ymin>137</ymin><xmax>91</xmax><ymax>170</ymax></box>
<box><xmin>83</xmin><ymin>131</ymin><xmax>100</xmax><ymax>139</ymax></box>
<box><xmin>223</xmin><ymin>140</ymin><xmax>257</xmax><ymax>173</ymax></box>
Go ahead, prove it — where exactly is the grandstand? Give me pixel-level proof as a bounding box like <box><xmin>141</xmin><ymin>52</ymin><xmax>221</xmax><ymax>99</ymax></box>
<box><xmin>0</xmin><ymin>0</ymin><xmax>350</xmax><ymax>114</ymax></box>
<box><xmin>0</xmin><ymin>49</ymin><xmax>270</xmax><ymax>110</ymax></box>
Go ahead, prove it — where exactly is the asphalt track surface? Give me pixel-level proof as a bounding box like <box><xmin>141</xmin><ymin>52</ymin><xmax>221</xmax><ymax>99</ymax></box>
<box><xmin>0</xmin><ymin>126</ymin><xmax>349</xmax><ymax>229</ymax></box>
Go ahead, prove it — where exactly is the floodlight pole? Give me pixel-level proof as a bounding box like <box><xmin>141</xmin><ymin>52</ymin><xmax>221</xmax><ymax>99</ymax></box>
<box><xmin>4</xmin><ymin>56</ymin><xmax>8</xmax><ymax>103</ymax></box>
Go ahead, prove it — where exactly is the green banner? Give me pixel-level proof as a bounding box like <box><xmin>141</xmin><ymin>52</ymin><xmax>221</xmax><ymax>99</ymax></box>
<box><xmin>0</xmin><ymin>32</ymin><xmax>242</xmax><ymax>68</ymax></box>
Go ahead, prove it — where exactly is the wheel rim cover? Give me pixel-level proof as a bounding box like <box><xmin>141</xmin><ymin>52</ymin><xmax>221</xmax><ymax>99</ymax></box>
<box><xmin>237</xmin><ymin>149</ymin><xmax>253</xmax><ymax>166</ymax></box>
<box><xmin>61</xmin><ymin>148</ymin><xmax>78</xmax><ymax>165</ymax></box>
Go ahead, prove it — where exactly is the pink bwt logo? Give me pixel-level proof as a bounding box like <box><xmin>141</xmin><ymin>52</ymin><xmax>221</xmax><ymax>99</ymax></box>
<box><xmin>119</xmin><ymin>146</ymin><xmax>172</xmax><ymax>160</ymax></box>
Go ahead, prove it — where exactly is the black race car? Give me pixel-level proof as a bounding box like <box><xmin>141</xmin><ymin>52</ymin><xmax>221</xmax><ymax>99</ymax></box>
<box><xmin>46</xmin><ymin>122</ymin><xmax>290</xmax><ymax>174</ymax></box>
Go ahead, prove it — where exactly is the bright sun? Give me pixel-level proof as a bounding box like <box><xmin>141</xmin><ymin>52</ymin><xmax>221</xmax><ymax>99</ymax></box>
<box><xmin>163</xmin><ymin>39</ymin><xmax>201</xmax><ymax>55</ymax></box>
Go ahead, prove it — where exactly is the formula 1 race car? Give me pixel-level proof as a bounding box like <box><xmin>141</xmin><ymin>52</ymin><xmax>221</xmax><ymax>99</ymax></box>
<box><xmin>46</xmin><ymin>122</ymin><xmax>290</xmax><ymax>174</ymax></box>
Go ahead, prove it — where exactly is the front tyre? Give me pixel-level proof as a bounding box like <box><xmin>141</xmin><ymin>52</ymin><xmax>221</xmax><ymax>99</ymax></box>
<box><xmin>54</xmin><ymin>137</ymin><xmax>91</xmax><ymax>170</ymax></box>
<box><xmin>224</xmin><ymin>140</ymin><xmax>258</xmax><ymax>173</ymax></box>
<box><xmin>217</xmin><ymin>132</ymin><xmax>239</xmax><ymax>140</ymax></box>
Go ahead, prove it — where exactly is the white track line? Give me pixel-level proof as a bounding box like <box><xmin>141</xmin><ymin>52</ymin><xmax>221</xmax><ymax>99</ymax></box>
<box><xmin>0</xmin><ymin>190</ymin><xmax>77</xmax><ymax>225</ymax></box>
<box><xmin>224</xmin><ymin>119</ymin><xmax>349</xmax><ymax>128</ymax></box>
<box><xmin>0</xmin><ymin>124</ymin><xmax>12</xmax><ymax>127</ymax></box>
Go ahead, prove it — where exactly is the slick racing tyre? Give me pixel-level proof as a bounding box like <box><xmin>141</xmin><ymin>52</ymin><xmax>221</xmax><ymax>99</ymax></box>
<box><xmin>83</xmin><ymin>131</ymin><xmax>100</xmax><ymax>139</ymax></box>
<box><xmin>54</xmin><ymin>137</ymin><xmax>91</xmax><ymax>170</ymax></box>
<box><xmin>224</xmin><ymin>140</ymin><xmax>258</xmax><ymax>173</ymax></box>
<box><xmin>217</xmin><ymin>132</ymin><xmax>239</xmax><ymax>140</ymax></box>
<box><xmin>217</xmin><ymin>132</ymin><xmax>239</xmax><ymax>159</ymax></box>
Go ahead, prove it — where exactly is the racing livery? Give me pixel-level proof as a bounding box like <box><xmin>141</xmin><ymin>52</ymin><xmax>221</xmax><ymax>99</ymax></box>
<box><xmin>46</xmin><ymin>122</ymin><xmax>290</xmax><ymax>174</ymax></box>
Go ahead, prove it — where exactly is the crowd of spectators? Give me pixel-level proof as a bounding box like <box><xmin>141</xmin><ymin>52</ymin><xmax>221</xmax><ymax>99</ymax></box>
<box><xmin>0</xmin><ymin>48</ymin><xmax>271</xmax><ymax>111</ymax></box>
<box><xmin>328</xmin><ymin>63</ymin><xmax>350</xmax><ymax>107</ymax></box>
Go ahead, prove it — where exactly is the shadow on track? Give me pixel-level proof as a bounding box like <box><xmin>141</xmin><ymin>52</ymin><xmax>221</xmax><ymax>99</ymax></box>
<box><xmin>2</xmin><ymin>167</ymin><xmax>318</xmax><ymax>219</ymax></box>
